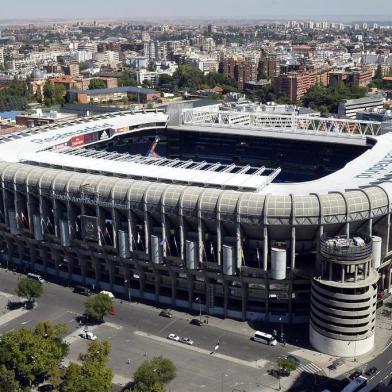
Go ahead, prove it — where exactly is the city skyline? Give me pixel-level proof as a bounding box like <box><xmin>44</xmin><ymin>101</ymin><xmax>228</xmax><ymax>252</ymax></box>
<box><xmin>0</xmin><ymin>0</ymin><xmax>391</xmax><ymax>21</ymax></box>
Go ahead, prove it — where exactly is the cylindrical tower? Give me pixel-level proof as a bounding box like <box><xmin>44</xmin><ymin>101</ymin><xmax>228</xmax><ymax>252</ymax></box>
<box><xmin>309</xmin><ymin>234</ymin><xmax>378</xmax><ymax>357</ymax></box>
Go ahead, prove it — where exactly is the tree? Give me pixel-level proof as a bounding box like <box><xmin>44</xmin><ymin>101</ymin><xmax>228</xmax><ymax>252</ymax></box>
<box><xmin>118</xmin><ymin>72</ymin><xmax>137</xmax><ymax>87</ymax></box>
<box><xmin>133</xmin><ymin>357</ymin><xmax>176</xmax><ymax>391</ymax></box>
<box><xmin>84</xmin><ymin>293</ymin><xmax>113</xmax><ymax>323</ymax></box>
<box><xmin>43</xmin><ymin>83</ymin><xmax>66</xmax><ymax>106</ymax></box>
<box><xmin>61</xmin><ymin>341</ymin><xmax>113</xmax><ymax>392</ymax></box>
<box><xmin>88</xmin><ymin>79</ymin><xmax>106</xmax><ymax>90</ymax></box>
<box><xmin>0</xmin><ymin>365</ymin><xmax>20</xmax><ymax>392</ymax></box>
<box><xmin>15</xmin><ymin>277</ymin><xmax>43</xmax><ymax>303</ymax></box>
<box><xmin>277</xmin><ymin>357</ymin><xmax>299</xmax><ymax>375</ymax></box>
<box><xmin>0</xmin><ymin>323</ymin><xmax>68</xmax><ymax>387</ymax></box>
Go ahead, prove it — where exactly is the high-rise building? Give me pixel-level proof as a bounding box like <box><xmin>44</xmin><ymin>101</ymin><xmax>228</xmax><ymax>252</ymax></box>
<box><xmin>273</xmin><ymin>70</ymin><xmax>317</xmax><ymax>103</ymax></box>
<box><xmin>219</xmin><ymin>59</ymin><xmax>257</xmax><ymax>91</ymax></box>
<box><xmin>144</xmin><ymin>41</ymin><xmax>167</xmax><ymax>62</ymax></box>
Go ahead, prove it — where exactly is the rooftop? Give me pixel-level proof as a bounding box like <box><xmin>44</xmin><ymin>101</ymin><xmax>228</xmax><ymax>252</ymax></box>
<box><xmin>69</xmin><ymin>86</ymin><xmax>160</xmax><ymax>96</ymax></box>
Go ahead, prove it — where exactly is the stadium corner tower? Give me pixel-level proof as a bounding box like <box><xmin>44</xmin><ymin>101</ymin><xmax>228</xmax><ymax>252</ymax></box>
<box><xmin>1</xmin><ymin>106</ymin><xmax>392</xmax><ymax>357</ymax></box>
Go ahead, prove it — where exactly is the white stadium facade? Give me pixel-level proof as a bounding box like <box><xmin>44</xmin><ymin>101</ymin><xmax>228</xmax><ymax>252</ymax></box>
<box><xmin>1</xmin><ymin>106</ymin><xmax>392</xmax><ymax>357</ymax></box>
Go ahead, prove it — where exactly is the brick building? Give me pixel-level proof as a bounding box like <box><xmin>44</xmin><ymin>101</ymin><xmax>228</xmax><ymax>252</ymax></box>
<box><xmin>273</xmin><ymin>70</ymin><xmax>317</xmax><ymax>103</ymax></box>
<box><xmin>219</xmin><ymin>59</ymin><xmax>257</xmax><ymax>91</ymax></box>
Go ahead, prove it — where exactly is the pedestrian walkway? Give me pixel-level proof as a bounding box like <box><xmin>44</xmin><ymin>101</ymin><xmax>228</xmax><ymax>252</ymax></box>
<box><xmin>297</xmin><ymin>361</ymin><xmax>325</xmax><ymax>376</ymax></box>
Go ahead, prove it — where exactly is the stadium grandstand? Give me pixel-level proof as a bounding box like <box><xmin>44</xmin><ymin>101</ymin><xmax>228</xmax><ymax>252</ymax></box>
<box><xmin>0</xmin><ymin>106</ymin><xmax>392</xmax><ymax>357</ymax></box>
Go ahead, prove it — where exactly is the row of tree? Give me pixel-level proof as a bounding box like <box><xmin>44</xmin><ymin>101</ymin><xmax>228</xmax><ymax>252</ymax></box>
<box><xmin>0</xmin><ymin>277</ymin><xmax>177</xmax><ymax>391</ymax></box>
<box><xmin>301</xmin><ymin>81</ymin><xmax>367</xmax><ymax>114</ymax></box>
<box><xmin>0</xmin><ymin>80</ymin><xmax>30</xmax><ymax>112</ymax></box>
<box><xmin>156</xmin><ymin>64</ymin><xmax>238</xmax><ymax>94</ymax></box>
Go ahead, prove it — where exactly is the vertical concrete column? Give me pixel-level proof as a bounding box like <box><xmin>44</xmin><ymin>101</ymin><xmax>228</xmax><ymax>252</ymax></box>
<box><xmin>111</xmin><ymin>208</ymin><xmax>119</xmax><ymax>251</ymax></box>
<box><xmin>263</xmin><ymin>226</ymin><xmax>268</xmax><ymax>271</ymax></box>
<box><xmin>354</xmin><ymin>264</ymin><xmax>358</xmax><ymax>282</ymax></box>
<box><xmin>341</xmin><ymin>265</ymin><xmax>345</xmax><ymax>282</ymax></box>
<box><xmin>291</xmin><ymin>227</ymin><xmax>296</xmax><ymax>270</ymax></box>
<box><xmin>329</xmin><ymin>262</ymin><xmax>333</xmax><ymax>280</ymax></box>
<box><xmin>288</xmin><ymin>276</ymin><xmax>294</xmax><ymax>323</ymax></box>
<box><xmin>144</xmin><ymin>212</ymin><xmax>151</xmax><ymax>256</ymax></box>
<box><xmin>216</xmin><ymin>193</ymin><xmax>224</xmax><ymax>266</ymax></box>
<box><xmin>128</xmin><ymin>210</ymin><xmax>137</xmax><ymax>251</ymax></box>
<box><xmin>264</xmin><ymin>275</ymin><xmax>269</xmax><ymax>321</ymax></box>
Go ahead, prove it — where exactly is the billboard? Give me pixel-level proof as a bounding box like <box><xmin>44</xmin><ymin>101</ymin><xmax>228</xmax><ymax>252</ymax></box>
<box><xmin>70</xmin><ymin>135</ymin><xmax>85</xmax><ymax>147</ymax></box>
<box><xmin>80</xmin><ymin>215</ymin><xmax>98</xmax><ymax>241</ymax></box>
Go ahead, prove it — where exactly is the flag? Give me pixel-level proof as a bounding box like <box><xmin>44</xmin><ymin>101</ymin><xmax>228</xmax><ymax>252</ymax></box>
<box><xmin>173</xmin><ymin>236</ymin><xmax>178</xmax><ymax>254</ymax></box>
<box><xmin>15</xmin><ymin>211</ymin><xmax>20</xmax><ymax>222</ymax></box>
<box><xmin>75</xmin><ymin>221</ymin><xmax>79</xmax><ymax>232</ymax></box>
<box><xmin>210</xmin><ymin>242</ymin><xmax>214</xmax><ymax>255</ymax></box>
<box><xmin>256</xmin><ymin>247</ymin><xmax>260</xmax><ymax>261</ymax></box>
<box><xmin>21</xmin><ymin>212</ymin><xmax>28</xmax><ymax>225</ymax></box>
<box><xmin>240</xmin><ymin>245</ymin><xmax>245</xmax><ymax>264</ymax></box>
<box><xmin>98</xmin><ymin>228</ymin><xmax>106</xmax><ymax>245</ymax></box>
<box><xmin>137</xmin><ymin>232</ymin><xmax>141</xmax><ymax>244</ymax></box>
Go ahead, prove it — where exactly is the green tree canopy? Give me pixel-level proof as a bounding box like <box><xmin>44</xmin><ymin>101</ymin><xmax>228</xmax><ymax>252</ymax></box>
<box><xmin>302</xmin><ymin>82</ymin><xmax>367</xmax><ymax>113</ymax></box>
<box><xmin>277</xmin><ymin>357</ymin><xmax>299</xmax><ymax>374</ymax></box>
<box><xmin>43</xmin><ymin>83</ymin><xmax>66</xmax><ymax>106</ymax></box>
<box><xmin>133</xmin><ymin>356</ymin><xmax>176</xmax><ymax>391</ymax></box>
<box><xmin>0</xmin><ymin>322</ymin><xmax>68</xmax><ymax>387</ymax></box>
<box><xmin>84</xmin><ymin>293</ymin><xmax>113</xmax><ymax>323</ymax></box>
<box><xmin>15</xmin><ymin>277</ymin><xmax>43</xmax><ymax>303</ymax></box>
<box><xmin>0</xmin><ymin>80</ymin><xmax>30</xmax><ymax>111</ymax></box>
<box><xmin>118</xmin><ymin>72</ymin><xmax>137</xmax><ymax>87</ymax></box>
<box><xmin>88</xmin><ymin>79</ymin><xmax>106</xmax><ymax>90</ymax></box>
<box><xmin>0</xmin><ymin>365</ymin><xmax>20</xmax><ymax>392</ymax></box>
<box><xmin>61</xmin><ymin>340</ymin><xmax>113</xmax><ymax>392</ymax></box>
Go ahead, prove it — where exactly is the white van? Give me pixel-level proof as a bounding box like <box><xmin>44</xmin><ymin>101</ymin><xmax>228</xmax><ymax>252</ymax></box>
<box><xmin>99</xmin><ymin>290</ymin><xmax>114</xmax><ymax>299</ymax></box>
<box><xmin>253</xmin><ymin>331</ymin><xmax>277</xmax><ymax>346</ymax></box>
<box><xmin>27</xmin><ymin>273</ymin><xmax>45</xmax><ymax>283</ymax></box>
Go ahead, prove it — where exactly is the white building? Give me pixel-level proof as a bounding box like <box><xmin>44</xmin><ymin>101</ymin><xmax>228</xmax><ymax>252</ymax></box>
<box><xmin>0</xmin><ymin>47</ymin><xmax>4</xmax><ymax>66</ymax></box>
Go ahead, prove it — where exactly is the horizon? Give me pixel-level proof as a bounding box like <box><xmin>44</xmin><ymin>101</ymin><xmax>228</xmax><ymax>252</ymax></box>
<box><xmin>0</xmin><ymin>0</ymin><xmax>391</xmax><ymax>23</ymax></box>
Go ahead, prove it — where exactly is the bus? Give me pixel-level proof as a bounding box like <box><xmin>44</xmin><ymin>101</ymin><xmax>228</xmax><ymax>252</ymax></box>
<box><xmin>341</xmin><ymin>375</ymin><xmax>368</xmax><ymax>392</ymax></box>
<box><xmin>252</xmin><ymin>331</ymin><xmax>277</xmax><ymax>346</ymax></box>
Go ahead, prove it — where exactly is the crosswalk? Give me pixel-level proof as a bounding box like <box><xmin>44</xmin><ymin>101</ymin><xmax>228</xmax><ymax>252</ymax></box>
<box><xmin>297</xmin><ymin>362</ymin><xmax>325</xmax><ymax>376</ymax></box>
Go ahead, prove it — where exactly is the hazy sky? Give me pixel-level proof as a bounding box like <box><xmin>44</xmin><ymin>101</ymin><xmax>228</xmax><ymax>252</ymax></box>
<box><xmin>1</xmin><ymin>0</ymin><xmax>391</xmax><ymax>21</ymax></box>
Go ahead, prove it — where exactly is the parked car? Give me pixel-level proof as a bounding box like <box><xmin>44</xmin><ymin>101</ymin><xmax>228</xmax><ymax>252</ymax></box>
<box><xmin>365</xmin><ymin>367</ymin><xmax>377</xmax><ymax>376</ymax></box>
<box><xmin>73</xmin><ymin>285</ymin><xmax>91</xmax><ymax>296</ymax></box>
<box><xmin>79</xmin><ymin>331</ymin><xmax>97</xmax><ymax>341</ymax></box>
<box><xmin>190</xmin><ymin>318</ymin><xmax>203</xmax><ymax>326</ymax></box>
<box><xmin>180</xmin><ymin>337</ymin><xmax>194</xmax><ymax>345</ymax></box>
<box><xmin>287</xmin><ymin>355</ymin><xmax>301</xmax><ymax>365</ymax></box>
<box><xmin>27</xmin><ymin>273</ymin><xmax>45</xmax><ymax>283</ymax></box>
<box><xmin>159</xmin><ymin>309</ymin><xmax>172</xmax><ymax>318</ymax></box>
<box><xmin>349</xmin><ymin>370</ymin><xmax>363</xmax><ymax>380</ymax></box>
<box><xmin>167</xmin><ymin>333</ymin><xmax>180</xmax><ymax>342</ymax></box>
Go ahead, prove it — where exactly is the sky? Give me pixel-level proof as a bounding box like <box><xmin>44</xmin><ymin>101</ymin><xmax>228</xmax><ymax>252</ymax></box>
<box><xmin>0</xmin><ymin>0</ymin><xmax>391</xmax><ymax>21</ymax></box>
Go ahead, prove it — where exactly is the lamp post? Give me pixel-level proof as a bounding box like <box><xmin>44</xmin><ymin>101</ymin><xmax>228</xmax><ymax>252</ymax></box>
<box><xmin>278</xmin><ymin>316</ymin><xmax>284</xmax><ymax>343</ymax></box>
<box><xmin>196</xmin><ymin>296</ymin><xmax>202</xmax><ymax>322</ymax></box>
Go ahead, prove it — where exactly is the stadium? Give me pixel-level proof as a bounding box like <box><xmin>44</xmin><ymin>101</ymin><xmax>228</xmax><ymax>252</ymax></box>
<box><xmin>1</xmin><ymin>105</ymin><xmax>392</xmax><ymax>357</ymax></box>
